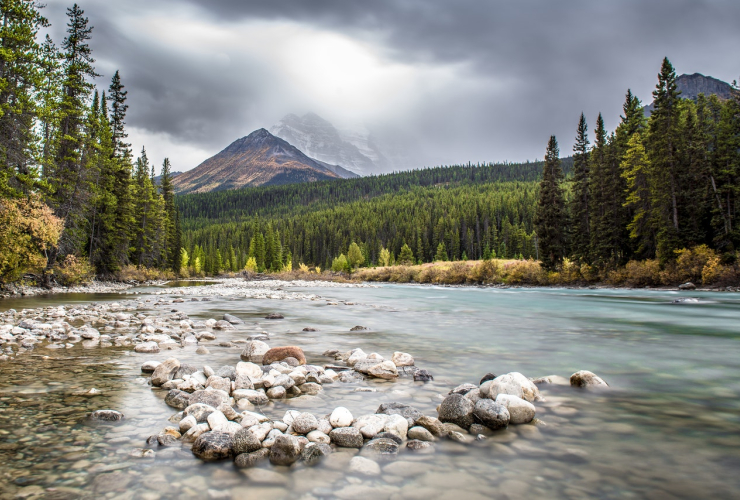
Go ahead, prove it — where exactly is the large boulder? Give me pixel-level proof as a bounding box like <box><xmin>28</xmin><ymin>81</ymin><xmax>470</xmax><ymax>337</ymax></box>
<box><xmin>438</xmin><ymin>393</ymin><xmax>475</xmax><ymax>430</ymax></box>
<box><xmin>473</xmin><ymin>399</ymin><xmax>510</xmax><ymax>430</ymax></box>
<box><xmin>262</xmin><ymin>346</ymin><xmax>306</xmax><ymax>366</ymax></box>
<box><xmin>151</xmin><ymin>358</ymin><xmax>181</xmax><ymax>387</ymax></box>
<box><xmin>570</xmin><ymin>370</ymin><xmax>609</xmax><ymax>388</ymax></box>
<box><xmin>269</xmin><ymin>434</ymin><xmax>302</xmax><ymax>466</ymax></box>
<box><xmin>495</xmin><ymin>394</ymin><xmax>535</xmax><ymax>424</ymax></box>
<box><xmin>189</xmin><ymin>388</ymin><xmax>229</xmax><ymax>408</ymax></box>
<box><xmin>480</xmin><ymin>372</ymin><xmax>541</xmax><ymax>403</ymax></box>
<box><xmin>330</xmin><ymin>427</ymin><xmax>364</xmax><ymax>448</ymax></box>
<box><xmin>191</xmin><ymin>431</ymin><xmax>234</xmax><ymax>461</ymax></box>
<box><xmin>235</xmin><ymin>362</ymin><xmax>263</xmax><ymax>380</ymax></box>
<box><xmin>240</xmin><ymin>340</ymin><xmax>270</xmax><ymax>364</ymax></box>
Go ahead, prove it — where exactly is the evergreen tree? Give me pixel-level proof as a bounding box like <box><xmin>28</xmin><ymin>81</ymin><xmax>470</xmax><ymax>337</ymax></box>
<box><xmin>159</xmin><ymin>157</ymin><xmax>178</xmax><ymax>269</ymax></box>
<box><xmin>108</xmin><ymin>69</ymin><xmax>130</xmax><ymax>159</ymax></box>
<box><xmin>622</xmin><ymin>133</ymin><xmax>655</xmax><ymax>257</ymax></box>
<box><xmin>646</xmin><ymin>57</ymin><xmax>683</xmax><ymax>261</ymax></box>
<box><xmin>569</xmin><ymin>113</ymin><xmax>590</xmax><ymax>262</ymax></box>
<box><xmin>434</xmin><ymin>242</ymin><xmax>449</xmax><ymax>261</ymax></box>
<box><xmin>534</xmin><ymin>136</ymin><xmax>567</xmax><ymax>270</ymax></box>
<box><xmin>398</xmin><ymin>243</ymin><xmax>414</xmax><ymax>265</ymax></box>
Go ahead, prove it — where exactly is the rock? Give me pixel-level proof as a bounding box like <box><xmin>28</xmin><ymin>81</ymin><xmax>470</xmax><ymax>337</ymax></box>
<box><xmin>367</xmin><ymin>360</ymin><xmax>399</xmax><ymax>380</ymax></box>
<box><xmin>391</xmin><ymin>351</ymin><xmax>414</xmax><ymax>367</ymax></box>
<box><xmin>406</xmin><ymin>440</ymin><xmax>434</xmax><ymax>452</ymax></box>
<box><xmin>151</xmin><ymin>358</ymin><xmax>181</xmax><ymax>387</ymax></box>
<box><xmin>353</xmin><ymin>358</ymin><xmax>382</xmax><ymax>375</ymax></box>
<box><xmin>438</xmin><ymin>394</ymin><xmax>475</xmax><ymax>430</ymax></box>
<box><xmin>206</xmin><ymin>375</ymin><xmax>232</xmax><ymax>394</ymax></box>
<box><xmin>447</xmin><ymin>430</ymin><xmax>469</xmax><ymax>444</ymax></box>
<box><xmin>480</xmin><ymin>372</ymin><xmax>541</xmax><ymax>403</ymax></box>
<box><xmin>480</xmin><ymin>372</ymin><xmax>497</xmax><ymax>385</ymax></box>
<box><xmin>233</xmin><ymin>428</ymin><xmax>263</xmax><ymax>455</ymax></box>
<box><xmin>374</xmin><ymin>432</ymin><xmax>403</xmax><ymax>445</ymax></box>
<box><xmin>495</xmin><ymin>394</ymin><xmax>535</xmax><ymax>424</ymax></box>
<box><xmin>679</xmin><ymin>282</ymin><xmax>696</xmax><ymax>290</ymax></box>
<box><xmin>415</xmin><ymin>415</ymin><xmax>446</xmax><ymax>437</ymax></box>
<box><xmin>306</xmin><ymin>430</ymin><xmax>330</xmax><ymax>444</ymax></box>
<box><xmin>269</xmin><ymin>434</ymin><xmax>301</xmax><ymax>465</ymax></box>
<box><xmin>292</xmin><ymin>412</ymin><xmax>319</xmax><ymax>434</ymax></box>
<box><xmin>262</xmin><ymin>346</ymin><xmax>306</xmax><ymax>366</ymax></box>
<box><xmin>349</xmin><ymin>456</ymin><xmax>381</xmax><ymax>476</ymax></box>
<box><xmin>407</xmin><ymin>426</ymin><xmax>435</xmax><ymax>441</ymax></box>
<box><xmin>90</xmin><ymin>409</ymin><xmax>124</xmax><ymax>422</ymax></box>
<box><xmin>129</xmin><ymin>448</ymin><xmax>155</xmax><ymax>459</ymax></box>
<box><xmin>362</xmin><ymin>438</ymin><xmax>400</xmax><ymax>457</ymax></box>
<box><xmin>240</xmin><ymin>340</ymin><xmax>270</xmax><ymax>364</ymax></box>
<box><xmin>182</xmin><ymin>423</ymin><xmax>209</xmax><ymax>443</ymax></box>
<box><xmin>530</xmin><ymin>375</ymin><xmax>570</xmax><ymax>385</ymax></box>
<box><xmin>179</xmin><ymin>415</ymin><xmax>197</xmax><ymax>433</ymax></box>
<box><xmin>464</xmin><ymin>388</ymin><xmax>483</xmax><ymax>405</ymax></box>
<box><xmin>134</xmin><ymin>341</ymin><xmax>160</xmax><ymax>353</ymax></box>
<box><xmin>317</xmin><ymin>418</ymin><xmax>332</xmax><ymax>435</ymax></box>
<box><xmin>184</xmin><ymin>403</ymin><xmax>217</xmax><ymax>423</ymax></box>
<box><xmin>236</xmin><ymin>361</ymin><xmax>263</xmax><ymax>380</ymax></box>
<box><xmin>214</xmin><ymin>320</ymin><xmax>235</xmax><ymax>330</ymax></box>
<box><xmin>330</xmin><ymin>407</ymin><xmax>353</xmax><ymax>428</ymax></box>
<box><xmin>223</xmin><ymin>314</ymin><xmax>243</xmax><ymax>324</ymax></box>
<box><xmin>272</xmin><ymin>374</ymin><xmax>296</xmax><ymax>389</ymax></box>
<box><xmin>266</xmin><ymin>386</ymin><xmax>286</xmax><ymax>399</ymax></box>
<box><xmin>165</xmin><ymin>389</ymin><xmax>191</xmax><ymax>410</ymax></box>
<box><xmin>473</xmin><ymin>399</ymin><xmax>510</xmax><ymax>430</ymax></box>
<box><xmin>413</xmin><ymin>369</ymin><xmax>434</xmax><ymax>382</ymax></box>
<box><xmin>450</xmin><ymin>383</ymin><xmax>478</xmax><ymax>395</ymax></box>
<box><xmin>330</xmin><ymin>427</ymin><xmax>364</xmax><ymax>448</ymax></box>
<box><xmin>300</xmin><ymin>442</ymin><xmax>332</xmax><ymax>466</ymax></box>
<box><xmin>346</xmin><ymin>348</ymin><xmax>367</xmax><ymax>367</ymax></box>
<box><xmin>207</xmin><ymin>410</ymin><xmax>229</xmax><ymax>431</ymax></box>
<box><xmin>234</xmin><ymin>448</ymin><xmax>270</xmax><ymax>468</ymax></box>
<box><xmin>384</xmin><ymin>414</ymin><xmax>409</xmax><ymax>440</ymax></box>
<box><xmin>349</xmin><ymin>325</ymin><xmax>367</xmax><ymax>331</ymax></box>
<box><xmin>376</xmin><ymin>402</ymin><xmax>423</xmax><ymax>427</ymax></box>
<box><xmin>157</xmin><ymin>433</ymin><xmax>179</xmax><ymax>447</ymax></box>
<box><xmin>303</xmin><ymin>327</ymin><xmax>317</xmax><ymax>332</ymax></box>
<box><xmin>570</xmin><ymin>370</ymin><xmax>609</xmax><ymax>388</ymax></box>
<box><xmin>189</xmin><ymin>388</ymin><xmax>229</xmax><ymax>408</ymax></box>
<box><xmin>141</xmin><ymin>360</ymin><xmax>161</xmax><ymax>373</ymax></box>
<box><xmin>216</xmin><ymin>366</ymin><xmax>236</xmax><ymax>381</ymax></box>
<box><xmin>232</xmin><ymin>389</ymin><xmax>269</xmax><ymax>406</ymax></box>
<box><xmin>192</xmin><ymin>431</ymin><xmax>234</xmax><ymax>461</ymax></box>
<box><xmin>265</xmin><ymin>313</ymin><xmax>284</xmax><ymax>319</ymax></box>
<box><xmin>353</xmin><ymin>414</ymin><xmax>388</xmax><ymax>439</ymax></box>
<box><xmin>196</xmin><ymin>346</ymin><xmax>210</xmax><ymax>355</ymax></box>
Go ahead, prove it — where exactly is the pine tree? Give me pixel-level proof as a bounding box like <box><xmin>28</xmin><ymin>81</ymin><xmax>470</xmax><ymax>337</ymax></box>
<box><xmin>569</xmin><ymin>113</ymin><xmax>590</xmax><ymax>262</ymax></box>
<box><xmin>398</xmin><ymin>243</ymin><xmax>414</xmax><ymax>265</ymax></box>
<box><xmin>434</xmin><ymin>242</ymin><xmax>449</xmax><ymax>261</ymax></box>
<box><xmin>534</xmin><ymin>136</ymin><xmax>567</xmax><ymax>270</ymax></box>
<box><xmin>108</xmin><ymin>69</ymin><xmax>130</xmax><ymax>159</ymax></box>
<box><xmin>621</xmin><ymin>133</ymin><xmax>655</xmax><ymax>257</ymax></box>
<box><xmin>159</xmin><ymin>157</ymin><xmax>178</xmax><ymax>269</ymax></box>
<box><xmin>646</xmin><ymin>58</ymin><xmax>683</xmax><ymax>261</ymax></box>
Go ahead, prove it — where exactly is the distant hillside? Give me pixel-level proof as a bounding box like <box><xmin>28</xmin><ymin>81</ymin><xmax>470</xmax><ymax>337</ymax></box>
<box><xmin>644</xmin><ymin>73</ymin><xmax>734</xmax><ymax>115</ymax></box>
<box><xmin>172</xmin><ymin>129</ymin><xmax>357</xmax><ymax>194</ymax></box>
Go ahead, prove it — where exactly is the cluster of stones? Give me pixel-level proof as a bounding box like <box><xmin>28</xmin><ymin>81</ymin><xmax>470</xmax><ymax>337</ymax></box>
<box><xmin>150</xmin><ymin>350</ymin><xmax>336</xmax><ymax>413</ymax></box>
<box><xmin>322</xmin><ymin>347</ymin><xmax>434</xmax><ymax>382</ymax></box>
<box><xmin>436</xmin><ymin>370</ymin><xmax>609</xmax><ymax>435</ymax></box>
<box><xmin>0</xmin><ymin>301</ymin><xmax>151</xmax><ymax>360</ymax></box>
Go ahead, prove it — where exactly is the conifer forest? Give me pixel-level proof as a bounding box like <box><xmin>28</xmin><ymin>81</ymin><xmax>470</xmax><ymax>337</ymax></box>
<box><xmin>1</xmin><ymin>2</ymin><xmax>739</xmax><ymax>286</ymax></box>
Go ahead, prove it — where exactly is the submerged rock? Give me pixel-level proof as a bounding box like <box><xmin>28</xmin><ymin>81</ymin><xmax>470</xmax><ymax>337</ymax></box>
<box><xmin>570</xmin><ymin>370</ymin><xmax>609</xmax><ymax>388</ymax></box>
<box><xmin>265</xmin><ymin>313</ymin><xmax>284</xmax><ymax>319</ymax></box>
<box><xmin>300</xmin><ymin>442</ymin><xmax>332</xmax><ymax>466</ymax></box>
<box><xmin>90</xmin><ymin>409</ymin><xmax>124</xmax><ymax>422</ymax></box>
<box><xmin>269</xmin><ymin>434</ymin><xmax>302</xmax><ymax>465</ymax></box>
<box><xmin>413</xmin><ymin>369</ymin><xmax>434</xmax><ymax>382</ymax></box>
<box><xmin>223</xmin><ymin>314</ymin><xmax>243</xmax><ymax>324</ymax></box>
<box><xmin>234</xmin><ymin>448</ymin><xmax>270</xmax><ymax>468</ymax></box>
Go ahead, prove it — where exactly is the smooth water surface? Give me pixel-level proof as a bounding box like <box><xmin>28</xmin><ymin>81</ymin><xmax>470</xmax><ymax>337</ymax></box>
<box><xmin>1</xmin><ymin>284</ymin><xmax>739</xmax><ymax>499</ymax></box>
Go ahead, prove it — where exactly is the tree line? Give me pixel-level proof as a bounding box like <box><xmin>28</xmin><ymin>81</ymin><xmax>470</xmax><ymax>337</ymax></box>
<box><xmin>0</xmin><ymin>2</ymin><xmax>180</xmax><ymax>284</ymax></box>
<box><xmin>535</xmin><ymin>58</ymin><xmax>740</xmax><ymax>271</ymax></box>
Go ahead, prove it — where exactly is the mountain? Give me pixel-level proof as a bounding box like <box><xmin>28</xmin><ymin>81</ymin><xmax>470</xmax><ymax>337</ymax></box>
<box><xmin>270</xmin><ymin>112</ymin><xmax>409</xmax><ymax>175</ymax></box>
<box><xmin>172</xmin><ymin>129</ymin><xmax>357</xmax><ymax>194</ymax></box>
<box><xmin>644</xmin><ymin>73</ymin><xmax>734</xmax><ymax>115</ymax></box>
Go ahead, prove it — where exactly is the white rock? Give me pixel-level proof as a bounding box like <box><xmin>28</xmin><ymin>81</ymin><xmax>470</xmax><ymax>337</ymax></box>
<box><xmin>306</xmin><ymin>430</ymin><xmax>331</xmax><ymax>444</ymax></box>
<box><xmin>367</xmin><ymin>360</ymin><xmax>399</xmax><ymax>380</ymax></box>
<box><xmin>236</xmin><ymin>361</ymin><xmax>263</xmax><ymax>380</ymax></box>
<box><xmin>353</xmin><ymin>414</ymin><xmax>388</xmax><ymax>439</ymax></box>
<box><xmin>179</xmin><ymin>415</ymin><xmax>197</xmax><ymax>433</ymax></box>
<box><xmin>347</xmin><ymin>349</ymin><xmax>367</xmax><ymax>367</ymax></box>
<box><xmin>283</xmin><ymin>410</ymin><xmax>301</xmax><ymax>426</ymax></box>
<box><xmin>329</xmin><ymin>407</ymin><xmax>353</xmax><ymax>428</ymax></box>
<box><xmin>134</xmin><ymin>341</ymin><xmax>160</xmax><ymax>353</ymax></box>
<box><xmin>495</xmin><ymin>394</ymin><xmax>536</xmax><ymax>424</ymax></box>
<box><xmin>391</xmin><ymin>352</ymin><xmax>415</xmax><ymax>367</ymax></box>
<box><xmin>207</xmin><ymin>410</ymin><xmax>229</xmax><ymax>431</ymax></box>
<box><xmin>481</xmin><ymin>372</ymin><xmax>541</xmax><ymax>403</ymax></box>
<box><xmin>384</xmin><ymin>414</ymin><xmax>409</xmax><ymax>439</ymax></box>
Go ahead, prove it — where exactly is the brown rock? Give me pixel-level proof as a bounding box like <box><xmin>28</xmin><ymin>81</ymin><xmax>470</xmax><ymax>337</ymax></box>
<box><xmin>262</xmin><ymin>346</ymin><xmax>306</xmax><ymax>366</ymax></box>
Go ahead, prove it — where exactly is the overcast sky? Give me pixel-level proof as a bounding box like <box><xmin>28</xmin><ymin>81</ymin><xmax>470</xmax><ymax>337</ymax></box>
<box><xmin>43</xmin><ymin>0</ymin><xmax>740</xmax><ymax>173</ymax></box>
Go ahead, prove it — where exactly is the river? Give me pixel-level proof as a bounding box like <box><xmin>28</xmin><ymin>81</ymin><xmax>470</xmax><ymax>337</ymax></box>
<box><xmin>0</xmin><ymin>282</ymin><xmax>738</xmax><ymax>499</ymax></box>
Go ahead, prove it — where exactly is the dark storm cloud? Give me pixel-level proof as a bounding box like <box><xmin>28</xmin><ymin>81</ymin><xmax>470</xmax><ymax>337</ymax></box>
<box><xmin>42</xmin><ymin>0</ymin><xmax>740</xmax><ymax>169</ymax></box>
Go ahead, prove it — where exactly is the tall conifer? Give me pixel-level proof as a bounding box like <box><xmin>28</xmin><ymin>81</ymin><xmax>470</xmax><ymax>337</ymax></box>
<box><xmin>534</xmin><ymin>136</ymin><xmax>567</xmax><ymax>270</ymax></box>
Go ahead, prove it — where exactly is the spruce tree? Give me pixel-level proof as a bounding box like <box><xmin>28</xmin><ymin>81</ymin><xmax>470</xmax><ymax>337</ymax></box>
<box><xmin>159</xmin><ymin>158</ymin><xmax>178</xmax><ymax>269</ymax></box>
<box><xmin>108</xmin><ymin>70</ymin><xmax>130</xmax><ymax>159</ymax></box>
<box><xmin>621</xmin><ymin>133</ymin><xmax>655</xmax><ymax>257</ymax></box>
<box><xmin>398</xmin><ymin>243</ymin><xmax>414</xmax><ymax>265</ymax></box>
<box><xmin>569</xmin><ymin>113</ymin><xmax>591</xmax><ymax>262</ymax></box>
<box><xmin>534</xmin><ymin>136</ymin><xmax>567</xmax><ymax>270</ymax></box>
<box><xmin>434</xmin><ymin>242</ymin><xmax>449</xmax><ymax>261</ymax></box>
<box><xmin>646</xmin><ymin>58</ymin><xmax>683</xmax><ymax>261</ymax></box>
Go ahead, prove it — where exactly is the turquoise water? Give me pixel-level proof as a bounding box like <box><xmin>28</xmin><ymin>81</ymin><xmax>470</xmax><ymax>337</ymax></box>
<box><xmin>0</xmin><ymin>284</ymin><xmax>738</xmax><ymax>499</ymax></box>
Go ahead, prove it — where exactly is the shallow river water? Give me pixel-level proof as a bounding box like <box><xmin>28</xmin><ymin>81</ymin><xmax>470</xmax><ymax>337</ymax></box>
<box><xmin>1</xmin><ymin>283</ymin><xmax>739</xmax><ymax>500</ymax></box>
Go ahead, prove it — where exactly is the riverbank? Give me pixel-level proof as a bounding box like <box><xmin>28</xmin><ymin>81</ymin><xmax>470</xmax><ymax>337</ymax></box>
<box><xmin>0</xmin><ymin>279</ymin><xmax>141</xmax><ymax>299</ymax></box>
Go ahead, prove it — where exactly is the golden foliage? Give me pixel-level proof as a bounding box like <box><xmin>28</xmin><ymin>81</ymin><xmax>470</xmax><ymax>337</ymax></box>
<box><xmin>53</xmin><ymin>255</ymin><xmax>95</xmax><ymax>286</ymax></box>
<box><xmin>0</xmin><ymin>196</ymin><xmax>63</xmax><ymax>283</ymax></box>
